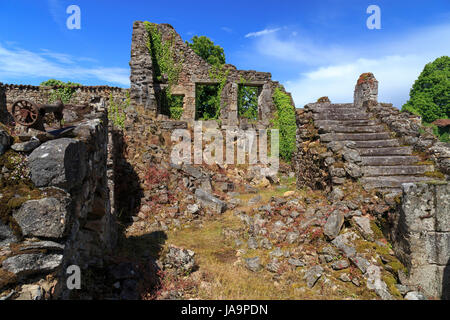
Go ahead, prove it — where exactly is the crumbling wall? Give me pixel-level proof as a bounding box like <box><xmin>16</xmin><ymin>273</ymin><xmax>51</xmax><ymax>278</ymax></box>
<box><xmin>129</xmin><ymin>21</ymin><xmax>287</xmax><ymax>127</ymax></box>
<box><xmin>294</xmin><ymin>73</ymin><xmax>450</xmax><ymax>299</ymax></box>
<box><xmin>387</xmin><ymin>182</ymin><xmax>450</xmax><ymax>299</ymax></box>
<box><xmin>294</xmin><ymin>109</ymin><xmax>331</xmax><ymax>191</ymax></box>
<box><xmin>0</xmin><ymin>111</ymin><xmax>117</xmax><ymax>299</ymax></box>
<box><xmin>0</xmin><ymin>83</ymin><xmax>128</xmax><ymax>125</ymax></box>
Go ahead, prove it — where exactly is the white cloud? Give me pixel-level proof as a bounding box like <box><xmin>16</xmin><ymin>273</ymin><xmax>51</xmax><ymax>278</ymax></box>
<box><xmin>247</xmin><ymin>24</ymin><xmax>450</xmax><ymax>108</ymax></box>
<box><xmin>221</xmin><ymin>27</ymin><xmax>233</xmax><ymax>33</ymax></box>
<box><xmin>245</xmin><ymin>28</ymin><xmax>281</xmax><ymax>38</ymax></box>
<box><xmin>0</xmin><ymin>43</ymin><xmax>129</xmax><ymax>86</ymax></box>
<box><xmin>285</xmin><ymin>55</ymin><xmax>428</xmax><ymax>108</ymax></box>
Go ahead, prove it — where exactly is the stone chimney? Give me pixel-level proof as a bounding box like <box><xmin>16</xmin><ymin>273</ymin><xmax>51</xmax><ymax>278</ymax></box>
<box><xmin>353</xmin><ymin>73</ymin><xmax>378</xmax><ymax>108</ymax></box>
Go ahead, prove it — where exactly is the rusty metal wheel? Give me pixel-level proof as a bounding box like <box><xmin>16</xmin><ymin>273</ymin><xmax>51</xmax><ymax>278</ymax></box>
<box><xmin>11</xmin><ymin>100</ymin><xmax>39</xmax><ymax>126</ymax></box>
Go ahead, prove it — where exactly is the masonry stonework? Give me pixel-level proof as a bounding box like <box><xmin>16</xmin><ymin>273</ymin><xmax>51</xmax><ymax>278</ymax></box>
<box><xmin>129</xmin><ymin>21</ymin><xmax>292</xmax><ymax>128</ymax></box>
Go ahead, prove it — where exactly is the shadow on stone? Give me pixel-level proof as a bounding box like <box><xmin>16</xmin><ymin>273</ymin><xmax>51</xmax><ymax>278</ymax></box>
<box><xmin>111</xmin><ymin>129</ymin><xmax>144</xmax><ymax>228</ymax></box>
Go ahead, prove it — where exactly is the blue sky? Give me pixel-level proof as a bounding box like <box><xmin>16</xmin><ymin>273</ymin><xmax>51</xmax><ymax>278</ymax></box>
<box><xmin>0</xmin><ymin>0</ymin><xmax>449</xmax><ymax>108</ymax></box>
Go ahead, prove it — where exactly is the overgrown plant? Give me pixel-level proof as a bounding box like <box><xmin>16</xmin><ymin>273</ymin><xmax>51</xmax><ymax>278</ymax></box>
<box><xmin>40</xmin><ymin>79</ymin><xmax>82</xmax><ymax>103</ymax></box>
<box><xmin>144</xmin><ymin>22</ymin><xmax>184</xmax><ymax>120</ymax></box>
<box><xmin>238</xmin><ymin>77</ymin><xmax>259</xmax><ymax>121</ymax></box>
<box><xmin>108</xmin><ymin>91</ymin><xmax>130</xmax><ymax>128</ymax></box>
<box><xmin>187</xmin><ymin>34</ymin><xmax>228</xmax><ymax>120</ymax></box>
<box><xmin>271</xmin><ymin>87</ymin><xmax>296</xmax><ymax>162</ymax></box>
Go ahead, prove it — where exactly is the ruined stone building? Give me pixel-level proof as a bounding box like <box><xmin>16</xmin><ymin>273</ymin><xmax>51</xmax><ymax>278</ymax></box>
<box><xmin>130</xmin><ymin>21</ymin><xmax>294</xmax><ymax>128</ymax></box>
<box><xmin>0</xmin><ymin>21</ymin><xmax>448</xmax><ymax>300</ymax></box>
<box><xmin>294</xmin><ymin>73</ymin><xmax>450</xmax><ymax>299</ymax></box>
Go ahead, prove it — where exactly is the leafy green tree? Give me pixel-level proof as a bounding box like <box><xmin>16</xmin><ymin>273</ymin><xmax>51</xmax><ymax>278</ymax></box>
<box><xmin>187</xmin><ymin>36</ymin><xmax>226</xmax><ymax>120</ymax></box>
<box><xmin>238</xmin><ymin>85</ymin><xmax>259</xmax><ymax>121</ymax></box>
<box><xmin>186</xmin><ymin>36</ymin><xmax>225</xmax><ymax>67</ymax></box>
<box><xmin>402</xmin><ymin>56</ymin><xmax>449</xmax><ymax>123</ymax></box>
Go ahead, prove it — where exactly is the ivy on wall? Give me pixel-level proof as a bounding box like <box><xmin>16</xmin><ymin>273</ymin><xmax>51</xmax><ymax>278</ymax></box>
<box><xmin>40</xmin><ymin>79</ymin><xmax>82</xmax><ymax>103</ymax></box>
<box><xmin>144</xmin><ymin>22</ymin><xmax>184</xmax><ymax>119</ymax></box>
<box><xmin>108</xmin><ymin>91</ymin><xmax>130</xmax><ymax>128</ymax></box>
<box><xmin>271</xmin><ymin>87</ymin><xmax>297</xmax><ymax>162</ymax></box>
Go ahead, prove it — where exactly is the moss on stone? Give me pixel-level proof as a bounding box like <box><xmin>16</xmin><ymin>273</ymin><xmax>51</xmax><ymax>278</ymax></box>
<box><xmin>382</xmin><ymin>273</ymin><xmax>402</xmax><ymax>299</ymax></box>
<box><xmin>424</xmin><ymin>170</ymin><xmax>445</xmax><ymax>179</ymax></box>
<box><xmin>0</xmin><ymin>150</ymin><xmax>43</xmax><ymax>239</ymax></box>
<box><xmin>370</xmin><ymin>220</ymin><xmax>384</xmax><ymax>240</ymax></box>
<box><xmin>424</xmin><ymin>180</ymin><xmax>448</xmax><ymax>185</ymax></box>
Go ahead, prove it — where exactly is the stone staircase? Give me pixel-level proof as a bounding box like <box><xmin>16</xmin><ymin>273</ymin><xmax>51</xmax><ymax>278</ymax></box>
<box><xmin>311</xmin><ymin>103</ymin><xmax>435</xmax><ymax>195</ymax></box>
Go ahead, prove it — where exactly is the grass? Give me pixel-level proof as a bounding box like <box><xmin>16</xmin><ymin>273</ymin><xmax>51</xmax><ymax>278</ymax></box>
<box><xmin>164</xmin><ymin>210</ymin><xmax>333</xmax><ymax>299</ymax></box>
<box><xmin>158</xmin><ymin>184</ymin><xmax>380</xmax><ymax>300</ymax></box>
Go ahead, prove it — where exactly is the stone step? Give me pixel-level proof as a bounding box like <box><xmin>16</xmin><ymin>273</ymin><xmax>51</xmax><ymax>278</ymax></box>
<box><xmin>307</xmin><ymin>103</ymin><xmax>355</xmax><ymax>111</ymax></box>
<box><xmin>350</xmin><ymin>140</ymin><xmax>400</xmax><ymax>148</ymax></box>
<box><xmin>318</xmin><ymin>125</ymin><xmax>386</xmax><ymax>133</ymax></box>
<box><xmin>361</xmin><ymin>156</ymin><xmax>420</xmax><ymax>166</ymax></box>
<box><xmin>320</xmin><ymin>132</ymin><xmax>391</xmax><ymax>142</ymax></box>
<box><xmin>313</xmin><ymin>107</ymin><xmax>368</xmax><ymax>115</ymax></box>
<box><xmin>327</xmin><ymin>103</ymin><xmax>355</xmax><ymax>108</ymax></box>
<box><xmin>357</xmin><ymin>146</ymin><xmax>413</xmax><ymax>156</ymax></box>
<box><xmin>315</xmin><ymin>119</ymin><xmax>379</xmax><ymax>127</ymax></box>
<box><xmin>361</xmin><ymin>176</ymin><xmax>433</xmax><ymax>189</ymax></box>
<box><xmin>362</xmin><ymin>165</ymin><xmax>434</xmax><ymax>177</ymax></box>
<box><xmin>313</xmin><ymin>113</ymin><xmax>370</xmax><ymax>121</ymax></box>
<box><xmin>374</xmin><ymin>188</ymin><xmax>403</xmax><ymax>196</ymax></box>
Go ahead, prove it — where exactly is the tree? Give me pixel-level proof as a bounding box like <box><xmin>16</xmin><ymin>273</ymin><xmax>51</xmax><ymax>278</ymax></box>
<box><xmin>238</xmin><ymin>85</ymin><xmax>259</xmax><ymax>121</ymax></box>
<box><xmin>402</xmin><ymin>56</ymin><xmax>450</xmax><ymax>123</ymax></box>
<box><xmin>186</xmin><ymin>36</ymin><xmax>226</xmax><ymax>120</ymax></box>
<box><xmin>186</xmin><ymin>36</ymin><xmax>225</xmax><ymax>67</ymax></box>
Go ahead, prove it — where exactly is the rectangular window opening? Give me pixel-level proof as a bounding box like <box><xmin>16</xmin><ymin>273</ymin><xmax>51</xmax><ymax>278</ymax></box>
<box><xmin>158</xmin><ymin>89</ymin><xmax>184</xmax><ymax>120</ymax></box>
<box><xmin>195</xmin><ymin>83</ymin><xmax>220</xmax><ymax>120</ymax></box>
<box><xmin>238</xmin><ymin>85</ymin><xmax>261</xmax><ymax>122</ymax></box>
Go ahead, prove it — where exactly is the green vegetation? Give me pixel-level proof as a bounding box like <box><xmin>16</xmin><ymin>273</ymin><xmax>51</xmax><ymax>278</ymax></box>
<box><xmin>0</xmin><ymin>150</ymin><xmax>42</xmax><ymax>239</ymax></box>
<box><xmin>144</xmin><ymin>22</ymin><xmax>183</xmax><ymax>119</ymax></box>
<box><xmin>144</xmin><ymin>22</ymin><xmax>182</xmax><ymax>85</ymax></box>
<box><xmin>402</xmin><ymin>56</ymin><xmax>449</xmax><ymax>142</ymax></box>
<box><xmin>40</xmin><ymin>79</ymin><xmax>82</xmax><ymax>103</ymax></box>
<box><xmin>238</xmin><ymin>77</ymin><xmax>259</xmax><ymax>121</ymax></box>
<box><xmin>160</xmin><ymin>95</ymin><xmax>184</xmax><ymax>120</ymax></box>
<box><xmin>272</xmin><ymin>87</ymin><xmax>296</xmax><ymax>162</ymax></box>
<box><xmin>186</xmin><ymin>36</ymin><xmax>225</xmax><ymax>66</ymax></box>
<box><xmin>108</xmin><ymin>91</ymin><xmax>130</xmax><ymax>128</ymax></box>
<box><xmin>195</xmin><ymin>84</ymin><xmax>221</xmax><ymax>120</ymax></box>
<box><xmin>187</xmin><ymin>35</ymin><xmax>228</xmax><ymax>120</ymax></box>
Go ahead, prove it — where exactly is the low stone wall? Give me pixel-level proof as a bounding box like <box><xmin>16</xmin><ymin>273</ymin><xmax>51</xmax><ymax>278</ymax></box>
<box><xmin>387</xmin><ymin>182</ymin><xmax>450</xmax><ymax>299</ymax></box>
<box><xmin>0</xmin><ymin>111</ymin><xmax>117</xmax><ymax>299</ymax></box>
<box><xmin>0</xmin><ymin>83</ymin><xmax>128</xmax><ymax>124</ymax></box>
<box><xmin>294</xmin><ymin>108</ymin><xmax>331</xmax><ymax>191</ymax></box>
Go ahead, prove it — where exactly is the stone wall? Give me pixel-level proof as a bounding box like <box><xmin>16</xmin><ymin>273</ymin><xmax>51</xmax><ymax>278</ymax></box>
<box><xmin>387</xmin><ymin>182</ymin><xmax>450</xmax><ymax>299</ymax></box>
<box><xmin>0</xmin><ymin>110</ymin><xmax>117</xmax><ymax>299</ymax></box>
<box><xmin>129</xmin><ymin>21</ymin><xmax>290</xmax><ymax>127</ymax></box>
<box><xmin>0</xmin><ymin>82</ymin><xmax>128</xmax><ymax>124</ymax></box>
